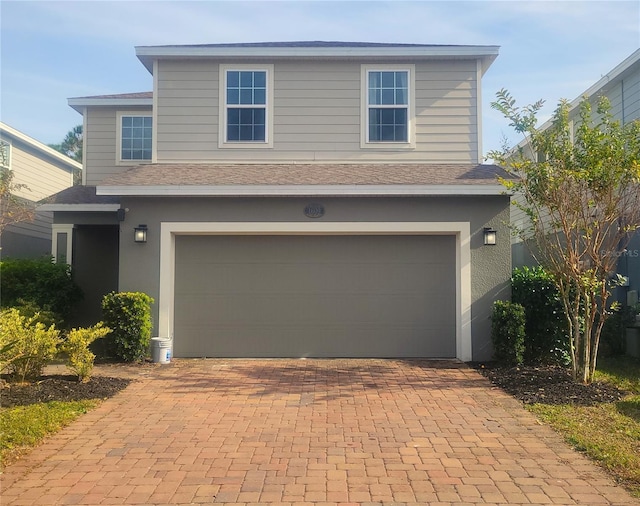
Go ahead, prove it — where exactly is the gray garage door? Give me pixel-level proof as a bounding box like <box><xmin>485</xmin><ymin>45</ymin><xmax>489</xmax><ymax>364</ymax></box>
<box><xmin>174</xmin><ymin>234</ymin><xmax>456</xmax><ymax>358</ymax></box>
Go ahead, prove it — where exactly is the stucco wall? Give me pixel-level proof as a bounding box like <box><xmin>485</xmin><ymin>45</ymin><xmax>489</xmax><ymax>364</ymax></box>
<box><xmin>116</xmin><ymin>195</ymin><xmax>511</xmax><ymax>361</ymax></box>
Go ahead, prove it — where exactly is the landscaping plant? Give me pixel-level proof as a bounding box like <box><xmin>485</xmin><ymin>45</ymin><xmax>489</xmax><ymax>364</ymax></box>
<box><xmin>491</xmin><ymin>300</ymin><xmax>526</xmax><ymax>365</ymax></box>
<box><xmin>0</xmin><ymin>308</ymin><xmax>60</xmax><ymax>382</ymax></box>
<box><xmin>61</xmin><ymin>323</ymin><xmax>111</xmax><ymax>382</ymax></box>
<box><xmin>0</xmin><ymin>257</ymin><xmax>83</xmax><ymax>325</ymax></box>
<box><xmin>102</xmin><ymin>292</ymin><xmax>154</xmax><ymax>362</ymax></box>
<box><xmin>489</xmin><ymin>91</ymin><xmax>640</xmax><ymax>383</ymax></box>
<box><xmin>511</xmin><ymin>266</ymin><xmax>569</xmax><ymax>364</ymax></box>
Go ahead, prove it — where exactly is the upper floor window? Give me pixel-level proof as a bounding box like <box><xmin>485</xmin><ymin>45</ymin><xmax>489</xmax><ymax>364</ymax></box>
<box><xmin>361</xmin><ymin>65</ymin><xmax>415</xmax><ymax>148</ymax></box>
<box><xmin>0</xmin><ymin>139</ymin><xmax>11</xmax><ymax>169</ymax></box>
<box><xmin>219</xmin><ymin>64</ymin><xmax>274</xmax><ymax>148</ymax></box>
<box><xmin>119</xmin><ymin>114</ymin><xmax>152</xmax><ymax>161</ymax></box>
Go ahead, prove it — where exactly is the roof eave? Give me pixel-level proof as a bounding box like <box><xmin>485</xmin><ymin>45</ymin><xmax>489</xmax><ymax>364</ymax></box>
<box><xmin>96</xmin><ymin>184</ymin><xmax>508</xmax><ymax>197</ymax></box>
<box><xmin>67</xmin><ymin>98</ymin><xmax>153</xmax><ymax>113</ymax></box>
<box><xmin>135</xmin><ymin>45</ymin><xmax>500</xmax><ymax>74</ymax></box>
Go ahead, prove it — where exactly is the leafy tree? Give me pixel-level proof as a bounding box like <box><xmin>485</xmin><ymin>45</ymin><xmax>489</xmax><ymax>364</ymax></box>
<box><xmin>488</xmin><ymin>89</ymin><xmax>640</xmax><ymax>384</ymax></box>
<box><xmin>49</xmin><ymin>125</ymin><xmax>82</xmax><ymax>163</ymax></box>
<box><xmin>0</xmin><ymin>167</ymin><xmax>34</xmax><ymax>238</ymax></box>
<box><xmin>49</xmin><ymin>125</ymin><xmax>82</xmax><ymax>185</ymax></box>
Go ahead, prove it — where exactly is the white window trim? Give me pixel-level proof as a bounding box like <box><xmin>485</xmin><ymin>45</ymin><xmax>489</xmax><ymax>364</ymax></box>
<box><xmin>218</xmin><ymin>64</ymin><xmax>274</xmax><ymax>149</ymax></box>
<box><xmin>360</xmin><ymin>64</ymin><xmax>415</xmax><ymax>149</ymax></box>
<box><xmin>158</xmin><ymin>221</ymin><xmax>471</xmax><ymax>361</ymax></box>
<box><xmin>0</xmin><ymin>138</ymin><xmax>12</xmax><ymax>170</ymax></box>
<box><xmin>116</xmin><ymin>111</ymin><xmax>153</xmax><ymax>165</ymax></box>
<box><xmin>52</xmin><ymin>224</ymin><xmax>73</xmax><ymax>265</ymax></box>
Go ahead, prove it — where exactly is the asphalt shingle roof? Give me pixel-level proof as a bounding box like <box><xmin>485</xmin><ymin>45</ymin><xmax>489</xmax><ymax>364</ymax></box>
<box><xmin>99</xmin><ymin>163</ymin><xmax>508</xmax><ymax>187</ymax></box>
<box><xmin>40</xmin><ymin>185</ymin><xmax>121</xmax><ymax>205</ymax></box>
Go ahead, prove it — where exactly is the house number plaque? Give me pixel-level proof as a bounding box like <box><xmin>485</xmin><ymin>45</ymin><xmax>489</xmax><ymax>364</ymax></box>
<box><xmin>304</xmin><ymin>203</ymin><xmax>325</xmax><ymax>218</ymax></box>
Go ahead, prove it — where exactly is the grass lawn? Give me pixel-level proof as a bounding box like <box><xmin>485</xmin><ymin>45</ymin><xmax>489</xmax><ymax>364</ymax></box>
<box><xmin>528</xmin><ymin>356</ymin><xmax>640</xmax><ymax>497</ymax></box>
<box><xmin>0</xmin><ymin>399</ymin><xmax>99</xmax><ymax>468</ymax></box>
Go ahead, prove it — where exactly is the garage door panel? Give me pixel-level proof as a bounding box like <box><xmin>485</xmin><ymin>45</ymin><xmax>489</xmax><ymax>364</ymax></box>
<box><xmin>176</xmin><ymin>292</ymin><xmax>453</xmax><ymax>326</ymax></box>
<box><xmin>174</xmin><ymin>323</ymin><xmax>455</xmax><ymax>358</ymax></box>
<box><xmin>174</xmin><ymin>234</ymin><xmax>456</xmax><ymax>358</ymax></box>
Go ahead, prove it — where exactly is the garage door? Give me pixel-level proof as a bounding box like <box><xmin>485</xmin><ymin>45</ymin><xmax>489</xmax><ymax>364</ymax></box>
<box><xmin>174</xmin><ymin>234</ymin><xmax>456</xmax><ymax>358</ymax></box>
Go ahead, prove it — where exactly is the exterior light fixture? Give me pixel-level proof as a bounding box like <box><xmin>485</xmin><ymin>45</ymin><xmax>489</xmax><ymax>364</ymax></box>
<box><xmin>134</xmin><ymin>224</ymin><xmax>148</xmax><ymax>243</ymax></box>
<box><xmin>483</xmin><ymin>227</ymin><xmax>497</xmax><ymax>246</ymax></box>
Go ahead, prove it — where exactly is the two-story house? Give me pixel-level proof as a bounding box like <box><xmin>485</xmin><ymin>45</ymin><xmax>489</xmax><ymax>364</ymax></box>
<box><xmin>1</xmin><ymin>122</ymin><xmax>81</xmax><ymax>259</ymax></box>
<box><xmin>41</xmin><ymin>42</ymin><xmax>510</xmax><ymax>361</ymax></box>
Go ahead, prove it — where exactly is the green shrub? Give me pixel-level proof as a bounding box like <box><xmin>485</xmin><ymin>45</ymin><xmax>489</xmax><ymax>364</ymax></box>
<box><xmin>511</xmin><ymin>266</ymin><xmax>569</xmax><ymax>364</ymax></box>
<box><xmin>491</xmin><ymin>300</ymin><xmax>526</xmax><ymax>365</ymax></box>
<box><xmin>0</xmin><ymin>257</ymin><xmax>83</xmax><ymax>325</ymax></box>
<box><xmin>0</xmin><ymin>308</ymin><xmax>61</xmax><ymax>382</ymax></box>
<box><xmin>102</xmin><ymin>292</ymin><xmax>154</xmax><ymax>362</ymax></box>
<box><xmin>62</xmin><ymin>323</ymin><xmax>111</xmax><ymax>382</ymax></box>
<box><xmin>11</xmin><ymin>299</ymin><xmax>61</xmax><ymax>329</ymax></box>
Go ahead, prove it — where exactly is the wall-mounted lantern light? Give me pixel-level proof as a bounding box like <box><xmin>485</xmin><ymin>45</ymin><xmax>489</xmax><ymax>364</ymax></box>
<box><xmin>483</xmin><ymin>227</ymin><xmax>497</xmax><ymax>246</ymax></box>
<box><xmin>134</xmin><ymin>224</ymin><xmax>148</xmax><ymax>243</ymax></box>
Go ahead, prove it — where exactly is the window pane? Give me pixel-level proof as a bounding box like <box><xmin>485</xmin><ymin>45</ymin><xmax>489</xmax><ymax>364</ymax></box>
<box><xmin>396</xmin><ymin>88</ymin><xmax>407</xmax><ymax>105</ymax></box>
<box><xmin>132</xmin><ymin>116</ymin><xmax>143</xmax><ymax>127</ymax></box>
<box><xmin>122</xmin><ymin>127</ymin><xmax>132</xmax><ymax>138</ymax></box>
<box><xmin>143</xmin><ymin>138</ymin><xmax>152</xmax><ymax>150</ymax></box>
<box><xmin>381</xmin><ymin>125</ymin><xmax>394</xmax><ymax>140</ymax></box>
<box><xmin>381</xmin><ymin>89</ymin><xmax>395</xmax><ymax>105</ymax></box>
<box><xmin>142</xmin><ymin>149</ymin><xmax>152</xmax><ymax>160</ymax></box>
<box><xmin>253</xmin><ymin>88</ymin><xmax>266</xmax><ymax>105</ymax></box>
<box><xmin>239</xmin><ymin>109</ymin><xmax>254</xmax><ymax>123</ymax></box>
<box><xmin>254</xmin><ymin>108</ymin><xmax>265</xmax><ymax>124</ymax></box>
<box><xmin>395</xmin><ymin>72</ymin><xmax>408</xmax><ymax>88</ymax></box>
<box><xmin>228</xmin><ymin>108</ymin><xmax>239</xmax><ymax>123</ymax></box>
<box><xmin>381</xmin><ymin>72</ymin><xmax>395</xmax><ymax>87</ymax></box>
<box><xmin>227</xmin><ymin>71</ymin><xmax>239</xmax><ymax>87</ymax></box>
<box><xmin>143</xmin><ymin>117</ymin><xmax>152</xmax><ymax>127</ymax></box>
<box><xmin>395</xmin><ymin>125</ymin><xmax>407</xmax><ymax>141</ymax></box>
<box><xmin>369</xmin><ymin>71</ymin><xmax>381</xmax><ymax>88</ymax></box>
<box><xmin>227</xmin><ymin>89</ymin><xmax>239</xmax><ymax>104</ymax></box>
<box><xmin>253</xmin><ymin>125</ymin><xmax>265</xmax><ymax>141</ymax></box>
<box><xmin>254</xmin><ymin>71</ymin><xmax>266</xmax><ymax>88</ymax></box>
<box><xmin>122</xmin><ymin>116</ymin><xmax>132</xmax><ymax>127</ymax></box>
<box><xmin>122</xmin><ymin>149</ymin><xmax>131</xmax><ymax>159</ymax></box>
<box><xmin>133</xmin><ymin>138</ymin><xmax>142</xmax><ymax>149</ymax></box>
<box><xmin>395</xmin><ymin>108</ymin><xmax>407</xmax><ymax>123</ymax></box>
<box><xmin>122</xmin><ymin>138</ymin><xmax>132</xmax><ymax>149</ymax></box>
<box><xmin>369</xmin><ymin>88</ymin><xmax>381</xmax><ymax>105</ymax></box>
<box><xmin>381</xmin><ymin>109</ymin><xmax>395</xmax><ymax>123</ymax></box>
<box><xmin>240</xmin><ymin>125</ymin><xmax>253</xmax><ymax>140</ymax></box>
<box><xmin>56</xmin><ymin>233</ymin><xmax>68</xmax><ymax>263</ymax></box>
<box><xmin>240</xmin><ymin>88</ymin><xmax>253</xmax><ymax>104</ymax></box>
<box><xmin>227</xmin><ymin>126</ymin><xmax>239</xmax><ymax>141</ymax></box>
<box><xmin>240</xmin><ymin>71</ymin><xmax>253</xmax><ymax>87</ymax></box>
<box><xmin>132</xmin><ymin>150</ymin><xmax>143</xmax><ymax>159</ymax></box>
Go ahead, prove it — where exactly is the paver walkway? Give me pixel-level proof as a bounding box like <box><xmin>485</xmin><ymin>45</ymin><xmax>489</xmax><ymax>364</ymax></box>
<box><xmin>1</xmin><ymin>359</ymin><xmax>637</xmax><ymax>505</ymax></box>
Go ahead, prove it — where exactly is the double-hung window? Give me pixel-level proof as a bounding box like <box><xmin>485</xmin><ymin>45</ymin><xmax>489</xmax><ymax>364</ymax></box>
<box><xmin>119</xmin><ymin>113</ymin><xmax>152</xmax><ymax>162</ymax></box>
<box><xmin>361</xmin><ymin>65</ymin><xmax>414</xmax><ymax>147</ymax></box>
<box><xmin>219</xmin><ymin>64</ymin><xmax>273</xmax><ymax>148</ymax></box>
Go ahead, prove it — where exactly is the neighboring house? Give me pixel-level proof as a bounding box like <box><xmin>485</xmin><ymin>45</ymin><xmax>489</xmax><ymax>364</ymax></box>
<box><xmin>511</xmin><ymin>49</ymin><xmax>640</xmax><ymax>301</ymax></box>
<box><xmin>41</xmin><ymin>41</ymin><xmax>511</xmax><ymax>360</ymax></box>
<box><xmin>0</xmin><ymin>122</ymin><xmax>81</xmax><ymax>259</ymax></box>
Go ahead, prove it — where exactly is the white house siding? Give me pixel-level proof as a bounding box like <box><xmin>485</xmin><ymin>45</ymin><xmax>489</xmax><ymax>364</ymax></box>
<box><xmin>84</xmin><ymin>106</ymin><xmax>152</xmax><ymax>186</ymax></box>
<box><xmin>155</xmin><ymin>59</ymin><xmax>478</xmax><ymax>163</ymax></box>
<box><xmin>11</xmin><ymin>140</ymin><xmax>74</xmax><ymax>200</ymax></box>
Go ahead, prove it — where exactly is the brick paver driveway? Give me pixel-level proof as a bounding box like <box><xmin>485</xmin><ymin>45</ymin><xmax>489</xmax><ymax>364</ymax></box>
<box><xmin>1</xmin><ymin>359</ymin><xmax>637</xmax><ymax>505</ymax></box>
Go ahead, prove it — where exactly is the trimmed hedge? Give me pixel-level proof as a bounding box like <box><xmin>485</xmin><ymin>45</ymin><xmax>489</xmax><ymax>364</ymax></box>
<box><xmin>0</xmin><ymin>257</ymin><xmax>82</xmax><ymax>325</ymax></box>
<box><xmin>511</xmin><ymin>266</ymin><xmax>569</xmax><ymax>364</ymax></box>
<box><xmin>491</xmin><ymin>300</ymin><xmax>526</xmax><ymax>365</ymax></box>
<box><xmin>102</xmin><ymin>292</ymin><xmax>154</xmax><ymax>362</ymax></box>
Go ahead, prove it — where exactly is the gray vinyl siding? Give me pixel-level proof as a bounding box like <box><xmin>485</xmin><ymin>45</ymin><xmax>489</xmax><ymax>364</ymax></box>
<box><xmin>9</xmin><ymin>140</ymin><xmax>74</xmax><ymax>201</ymax></box>
<box><xmin>1</xmin><ymin>211</ymin><xmax>52</xmax><ymax>258</ymax></box>
<box><xmin>84</xmin><ymin>106</ymin><xmax>152</xmax><ymax>186</ymax></box>
<box><xmin>155</xmin><ymin>59</ymin><xmax>478</xmax><ymax>163</ymax></box>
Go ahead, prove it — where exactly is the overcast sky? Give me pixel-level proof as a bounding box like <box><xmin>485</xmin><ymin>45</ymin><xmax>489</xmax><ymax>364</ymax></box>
<box><xmin>1</xmin><ymin>0</ymin><xmax>639</xmax><ymax>157</ymax></box>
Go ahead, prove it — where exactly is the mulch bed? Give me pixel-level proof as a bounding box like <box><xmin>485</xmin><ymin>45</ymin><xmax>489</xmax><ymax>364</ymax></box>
<box><xmin>1</xmin><ymin>375</ymin><xmax>131</xmax><ymax>408</ymax></box>
<box><xmin>472</xmin><ymin>363</ymin><xmax>628</xmax><ymax>406</ymax></box>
